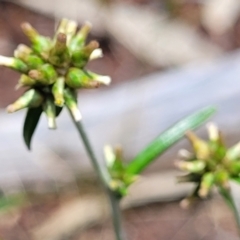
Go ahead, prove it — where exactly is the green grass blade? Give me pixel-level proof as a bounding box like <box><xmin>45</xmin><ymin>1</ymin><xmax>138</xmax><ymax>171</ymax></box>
<box><xmin>125</xmin><ymin>106</ymin><xmax>216</xmax><ymax>175</ymax></box>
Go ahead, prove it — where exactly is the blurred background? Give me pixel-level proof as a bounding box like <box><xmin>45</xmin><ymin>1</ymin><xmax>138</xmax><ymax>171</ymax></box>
<box><xmin>0</xmin><ymin>0</ymin><xmax>240</xmax><ymax>239</ymax></box>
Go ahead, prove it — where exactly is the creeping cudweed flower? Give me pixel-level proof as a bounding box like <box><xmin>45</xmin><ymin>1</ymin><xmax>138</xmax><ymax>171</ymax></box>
<box><xmin>176</xmin><ymin>123</ymin><xmax>240</xmax><ymax>208</ymax></box>
<box><xmin>1</xmin><ymin>19</ymin><xmax>111</xmax><ymax>149</ymax></box>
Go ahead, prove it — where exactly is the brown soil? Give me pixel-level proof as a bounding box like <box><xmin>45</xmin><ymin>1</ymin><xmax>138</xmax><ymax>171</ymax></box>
<box><xmin>0</xmin><ymin>194</ymin><xmax>237</xmax><ymax>240</ymax></box>
<box><xmin>77</xmin><ymin>198</ymin><xmax>238</xmax><ymax>240</ymax></box>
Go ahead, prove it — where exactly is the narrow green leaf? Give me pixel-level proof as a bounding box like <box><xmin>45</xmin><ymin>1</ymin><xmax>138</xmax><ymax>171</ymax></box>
<box><xmin>125</xmin><ymin>106</ymin><xmax>216</xmax><ymax>175</ymax></box>
<box><xmin>23</xmin><ymin>106</ymin><xmax>42</xmax><ymax>150</ymax></box>
<box><xmin>218</xmin><ymin>186</ymin><xmax>240</xmax><ymax>229</ymax></box>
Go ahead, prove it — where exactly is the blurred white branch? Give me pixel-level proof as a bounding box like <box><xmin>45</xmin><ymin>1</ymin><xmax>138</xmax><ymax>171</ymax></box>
<box><xmin>202</xmin><ymin>0</ymin><xmax>240</xmax><ymax>35</ymax></box>
<box><xmin>103</xmin><ymin>4</ymin><xmax>221</xmax><ymax>67</ymax></box>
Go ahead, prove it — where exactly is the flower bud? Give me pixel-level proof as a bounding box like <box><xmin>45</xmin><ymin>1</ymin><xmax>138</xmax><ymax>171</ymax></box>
<box><xmin>54</xmin><ymin>18</ymin><xmax>68</xmax><ymax>37</ymax></box>
<box><xmin>14</xmin><ymin>46</ymin><xmax>44</xmax><ymax>70</ymax></box>
<box><xmin>16</xmin><ymin>74</ymin><xmax>37</xmax><ymax>89</ymax></box>
<box><xmin>21</xmin><ymin>22</ymin><xmax>51</xmax><ymax>59</ymax></box>
<box><xmin>0</xmin><ymin>56</ymin><xmax>28</xmax><ymax>72</ymax></box>
<box><xmin>21</xmin><ymin>22</ymin><xmax>38</xmax><ymax>40</ymax></box>
<box><xmin>207</xmin><ymin>123</ymin><xmax>226</xmax><ymax>160</ymax></box>
<box><xmin>228</xmin><ymin>161</ymin><xmax>240</xmax><ymax>176</ymax></box>
<box><xmin>198</xmin><ymin>172</ymin><xmax>215</xmax><ymax>198</ymax></box>
<box><xmin>64</xmin><ymin>88</ymin><xmax>82</xmax><ymax>121</ymax></box>
<box><xmin>89</xmin><ymin>48</ymin><xmax>103</xmax><ymax>60</ymax></box>
<box><xmin>52</xmin><ymin>76</ymin><xmax>65</xmax><ymax>107</ymax></box>
<box><xmin>87</xmin><ymin>70</ymin><xmax>111</xmax><ymax>85</ymax></box>
<box><xmin>49</xmin><ymin>33</ymin><xmax>70</xmax><ymax>67</ymax></box>
<box><xmin>27</xmin><ymin>55</ymin><xmax>45</xmax><ymax>69</ymax></box>
<box><xmin>214</xmin><ymin>169</ymin><xmax>229</xmax><ymax>188</ymax></box>
<box><xmin>54</xmin><ymin>19</ymin><xmax>77</xmax><ymax>45</ymax></box>
<box><xmin>43</xmin><ymin>98</ymin><xmax>57</xmax><ymax>129</ymax></box>
<box><xmin>29</xmin><ymin>64</ymin><xmax>57</xmax><ymax>85</ymax></box>
<box><xmin>186</xmin><ymin>131</ymin><xmax>210</xmax><ymax>160</ymax></box>
<box><xmin>109</xmin><ymin>179</ymin><xmax>123</xmax><ymax>192</ymax></box>
<box><xmin>104</xmin><ymin>145</ymin><xmax>116</xmax><ymax>168</ymax></box>
<box><xmin>69</xmin><ymin>22</ymin><xmax>92</xmax><ymax>52</ymax></box>
<box><xmin>178</xmin><ymin>149</ymin><xmax>194</xmax><ymax>160</ymax></box>
<box><xmin>175</xmin><ymin>160</ymin><xmax>206</xmax><ymax>173</ymax></box>
<box><xmin>207</xmin><ymin>122</ymin><xmax>220</xmax><ymax>142</ymax></box>
<box><xmin>66</xmin><ymin>20</ymin><xmax>78</xmax><ymax>45</ymax></box>
<box><xmin>7</xmin><ymin>89</ymin><xmax>43</xmax><ymax>113</ymax></box>
<box><xmin>14</xmin><ymin>44</ymin><xmax>32</xmax><ymax>57</ymax></box>
<box><xmin>109</xmin><ymin>146</ymin><xmax>125</xmax><ymax>178</ymax></box>
<box><xmin>66</xmin><ymin>68</ymin><xmax>111</xmax><ymax>89</ymax></box>
<box><xmin>226</xmin><ymin>142</ymin><xmax>240</xmax><ymax>161</ymax></box>
<box><xmin>71</xmin><ymin>40</ymin><xmax>99</xmax><ymax>68</ymax></box>
<box><xmin>114</xmin><ymin>145</ymin><xmax>123</xmax><ymax>161</ymax></box>
<box><xmin>65</xmin><ymin>68</ymin><xmax>98</xmax><ymax>88</ymax></box>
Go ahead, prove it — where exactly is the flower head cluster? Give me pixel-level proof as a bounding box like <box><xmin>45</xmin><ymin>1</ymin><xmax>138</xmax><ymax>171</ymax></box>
<box><xmin>2</xmin><ymin>19</ymin><xmax>110</xmax><ymax>129</ymax></box>
<box><xmin>104</xmin><ymin>145</ymin><xmax>137</xmax><ymax>197</ymax></box>
<box><xmin>176</xmin><ymin>123</ymin><xmax>240</xmax><ymax>207</ymax></box>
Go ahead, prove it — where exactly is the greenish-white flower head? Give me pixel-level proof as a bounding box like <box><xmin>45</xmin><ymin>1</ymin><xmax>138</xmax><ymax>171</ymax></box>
<box><xmin>176</xmin><ymin>123</ymin><xmax>240</xmax><ymax>207</ymax></box>
<box><xmin>0</xmin><ymin>19</ymin><xmax>111</xmax><ymax>149</ymax></box>
<box><xmin>104</xmin><ymin>145</ymin><xmax>138</xmax><ymax>197</ymax></box>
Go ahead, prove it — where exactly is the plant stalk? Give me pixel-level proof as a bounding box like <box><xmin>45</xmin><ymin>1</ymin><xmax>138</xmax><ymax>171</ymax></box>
<box><xmin>219</xmin><ymin>186</ymin><xmax>240</xmax><ymax>236</ymax></box>
<box><xmin>108</xmin><ymin>189</ymin><xmax>127</xmax><ymax>240</ymax></box>
<box><xmin>72</xmin><ymin>118</ymin><xmax>126</xmax><ymax>240</ymax></box>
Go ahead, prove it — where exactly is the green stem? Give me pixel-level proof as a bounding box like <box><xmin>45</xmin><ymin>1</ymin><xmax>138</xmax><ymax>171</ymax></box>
<box><xmin>219</xmin><ymin>186</ymin><xmax>240</xmax><ymax>235</ymax></box>
<box><xmin>73</xmin><ymin>119</ymin><xmax>108</xmax><ymax>183</ymax></box>
<box><xmin>108</xmin><ymin>189</ymin><xmax>127</xmax><ymax>240</ymax></box>
<box><xmin>72</xmin><ymin>119</ymin><xmax>126</xmax><ymax>240</ymax></box>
